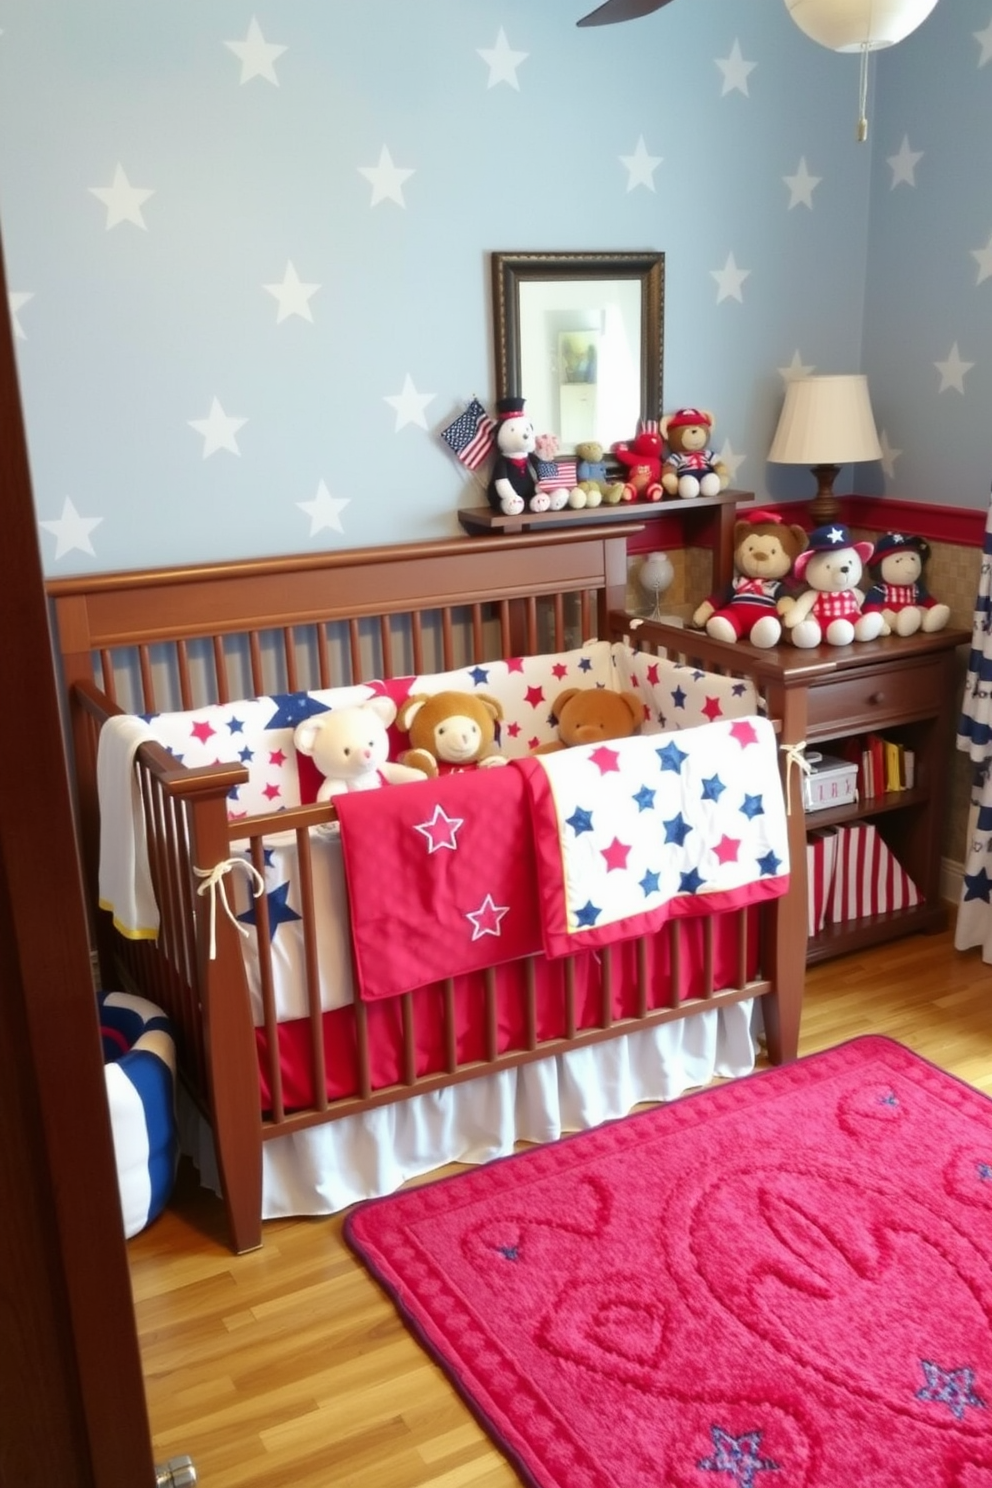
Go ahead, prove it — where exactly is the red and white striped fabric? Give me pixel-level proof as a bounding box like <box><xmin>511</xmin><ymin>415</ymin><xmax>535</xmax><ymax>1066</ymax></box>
<box><xmin>828</xmin><ymin>822</ymin><xmax>921</xmax><ymax>923</ymax></box>
<box><xmin>806</xmin><ymin>827</ymin><xmax>839</xmax><ymax>937</ymax></box>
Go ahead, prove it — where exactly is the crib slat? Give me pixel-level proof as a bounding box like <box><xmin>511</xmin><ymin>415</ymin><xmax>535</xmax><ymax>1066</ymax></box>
<box><xmin>99</xmin><ymin>649</ymin><xmax>117</xmax><ymax>703</ymax></box>
<box><xmin>212</xmin><ymin>636</ymin><xmax>229</xmax><ymax>704</ymax></box>
<box><xmin>443</xmin><ymin>980</ymin><xmax>457</xmax><ymax>1073</ymax></box>
<box><xmin>669</xmin><ymin>920</ymin><xmax>681</xmax><ymax>1009</ymax></box>
<box><xmin>353</xmin><ymin>996</ymin><xmax>372</xmax><ymax>1101</ymax></box>
<box><xmin>471</xmin><ymin>604</ymin><xmax>485</xmax><ymax>662</ymax></box>
<box><xmin>565</xmin><ymin>958</ymin><xmax>576</xmax><ymax>1040</ymax></box>
<box><xmin>497</xmin><ymin>599</ymin><xmax>511</xmax><ymax>657</ymax></box>
<box><xmin>401</xmin><ymin>994</ymin><xmax>416</xmax><ymax>1084</ymax></box>
<box><xmin>600</xmin><ymin>945</ymin><xmax>613</xmax><ymax>1028</ymax></box>
<box><xmin>636</xmin><ymin>935</ymin><xmax>649</xmax><ymax>1018</ymax></box>
<box><xmin>316</xmin><ymin>623</ymin><xmax>332</xmax><ymax>689</ymax></box>
<box><xmin>380</xmin><ymin>615</ymin><xmax>394</xmax><ymax>679</ymax></box>
<box><xmin>441</xmin><ymin>608</ymin><xmax>455</xmax><ymax>671</ymax></box>
<box><xmin>138</xmin><ymin>645</ymin><xmax>156</xmax><ymax>713</ymax></box>
<box><xmin>484</xmin><ymin>968</ymin><xmax>498</xmax><ymax>1062</ymax></box>
<box><xmin>176</xmin><ymin>640</ymin><xmax>193</xmax><ymax>710</ymax></box>
<box><xmin>348</xmin><ymin>619</ymin><xmax>362</xmax><ymax>682</ymax></box>
<box><xmin>252</xmin><ymin>866</ymin><xmax>285</xmax><ymax>1124</ymax></box>
<box><xmin>283</xmin><ymin>628</ymin><xmax>299</xmax><ymax>694</ymax></box>
<box><xmin>248</xmin><ymin>631</ymin><xmax>265</xmax><ymax>695</ymax></box>
<box><xmin>524</xmin><ymin>959</ymin><xmax>537</xmax><ymax>1051</ymax></box>
<box><xmin>703</xmin><ymin>915</ymin><xmax>714</xmax><ymax>998</ymax></box>
<box><xmin>294</xmin><ymin>826</ymin><xmax>328</xmax><ymax>1112</ymax></box>
<box><xmin>411</xmin><ymin>611</ymin><xmax>425</xmax><ymax>676</ymax></box>
<box><xmin>553</xmin><ymin>592</ymin><xmax>565</xmax><ymax>651</ymax></box>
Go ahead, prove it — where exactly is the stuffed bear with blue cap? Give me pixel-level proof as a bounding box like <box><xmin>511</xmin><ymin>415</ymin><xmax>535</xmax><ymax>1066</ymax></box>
<box><xmin>783</xmin><ymin>523</ymin><xmax>889</xmax><ymax>648</ymax></box>
<box><xmin>862</xmin><ymin>532</ymin><xmax>950</xmax><ymax>637</ymax></box>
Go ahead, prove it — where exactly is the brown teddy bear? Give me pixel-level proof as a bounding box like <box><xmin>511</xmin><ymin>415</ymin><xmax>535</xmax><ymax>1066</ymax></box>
<box><xmin>692</xmin><ymin>509</ymin><xmax>808</xmax><ymax>648</ymax></box>
<box><xmin>395</xmin><ymin>690</ymin><xmax>508</xmax><ymax>777</ymax></box>
<box><xmin>659</xmin><ymin>408</ymin><xmax>729</xmax><ymax>499</ymax></box>
<box><xmin>531</xmin><ymin>686</ymin><xmax>643</xmax><ymax>755</ymax></box>
<box><xmin>571</xmin><ymin>441</ymin><xmax>625</xmax><ymax>509</ymax></box>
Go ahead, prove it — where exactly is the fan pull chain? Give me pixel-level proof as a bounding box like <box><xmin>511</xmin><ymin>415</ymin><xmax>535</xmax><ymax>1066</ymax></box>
<box><xmin>857</xmin><ymin>41</ymin><xmax>870</xmax><ymax>141</ymax></box>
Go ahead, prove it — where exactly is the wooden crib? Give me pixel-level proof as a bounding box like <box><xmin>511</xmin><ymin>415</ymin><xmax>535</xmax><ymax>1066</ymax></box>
<box><xmin>49</xmin><ymin>526</ymin><xmax>807</xmax><ymax>1253</ymax></box>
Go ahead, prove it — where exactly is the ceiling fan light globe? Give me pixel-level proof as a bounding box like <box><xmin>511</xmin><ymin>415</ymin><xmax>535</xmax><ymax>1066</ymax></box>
<box><xmin>783</xmin><ymin>0</ymin><xmax>939</xmax><ymax>52</ymax></box>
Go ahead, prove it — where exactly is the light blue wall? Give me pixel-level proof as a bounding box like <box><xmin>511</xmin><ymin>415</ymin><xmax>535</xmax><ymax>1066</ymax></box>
<box><xmin>0</xmin><ymin>0</ymin><xmax>982</xmax><ymax>575</ymax></box>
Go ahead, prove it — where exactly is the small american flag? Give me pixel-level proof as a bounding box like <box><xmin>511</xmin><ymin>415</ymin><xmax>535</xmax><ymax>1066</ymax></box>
<box><xmin>440</xmin><ymin>398</ymin><xmax>496</xmax><ymax>471</ymax></box>
<box><xmin>536</xmin><ymin>455</ymin><xmax>577</xmax><ymax>492</ymax></box>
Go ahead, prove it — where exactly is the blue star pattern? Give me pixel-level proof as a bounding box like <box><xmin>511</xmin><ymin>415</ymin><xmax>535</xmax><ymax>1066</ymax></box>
<box><xmin>697</xmin><ymin>1425</ymin><xmax>779</xmax><ymax>1486</ymax></box>
<box><xmin>962</xmin><ymin>866</ymin><xmax>992</xmax><ymax>902</ymax></box>
<box><xmin>915</xmin><ymin>1361</ymin><xmax>987</xmax><ymax>1421</ymax></box>
<box><xmin>671</xmin><ymin>685</ymin><xmax>687</xmax><ymax>710</ymax></box>
<box><xmin>978</xmin><ymin>1160</ymin><xmax>992</xmax><ymax>1181</ymax></box>
<box><xmin>265</xmin><ymin>692</ymin><xmax>332</xmax><ymax>728</ymax></box>
<box><xmin>237</xmin><ymin>880</ymin><xmax>302</xmax><ymax>937</ymax></box>
<box><xmin>531</xmin><ymin>718</ymin><xmax>789</xmax><ymax>938</ymax></box>
<box><xmin>468</xmin><ymin>665</ymin><xmax>490</xmax><ymax>685</ymax></box>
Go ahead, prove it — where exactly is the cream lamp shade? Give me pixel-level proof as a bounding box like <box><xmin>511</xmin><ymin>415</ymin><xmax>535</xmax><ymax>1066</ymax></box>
<box><xmin>768</xmin><ymin>374</ymin><xmax>882</xmax><ymax>525</ymax></box>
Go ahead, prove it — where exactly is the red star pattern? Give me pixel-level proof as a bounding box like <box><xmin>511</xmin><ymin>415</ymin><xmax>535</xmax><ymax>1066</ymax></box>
<box><xmin>524</xmin><ymin>684</ymin><xmax>545</xmax><ymax>708</ymax></box>
<box><xmin>552</xmin><ymin>662</ymin><xmax>568</xmax><ymax>679</ymax></box>
<box><xmin>730</xmin><ymin>720</ymin><xmax>760</xmax><ymax>748</ymax></box>
<box><xmin>270</xmin><ymin>749</ymin><xmax>286</xmax><ymax>765</ymax></box>
<box><xmin>506</xmin><ymin>657</ymin><xmax>524</xmax><ymax>673</ymax></box>
<box><xmin>262</xmin><ymin>782</ymin><xmax>282</xmax><ymax>801</ymax></box>
<box><xmin>601</xmin><ymin>836</ymin><xmax>631</xmax><ymax>871</ymax></box>
<box><xmin>646</xmin><ymin>662</ymin><xmax>660</xmax><ymax>685</ymax></box>
<box><xmin>191</xmin><ymin>718</ymin><xmax>216</xmax><ymax>743</ymax></box>
<box><xmin>713</xmin><ymin>834</ymin><xmax>741</xmax><ymax>865</ymax></box>
<box><xmin>589</xmin><ymin>745</ymin><xmax>621</xmax><ymax>775</ymax></box>
<box><xmin>506</xmin><ymin>721</ymin><xmax>521</xmax><ymax>737</ymax></box>
<box><xmin>702</xmin><ymin>695</ymin><xmax>724</xmax><ymax>721</ymax></box>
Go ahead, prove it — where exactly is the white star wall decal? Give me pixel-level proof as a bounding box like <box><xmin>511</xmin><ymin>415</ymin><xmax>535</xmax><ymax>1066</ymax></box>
<box><xmin>358</xmin><ymin>146</ymin><xmax>414</xmax><ymax>208</ymax></box>
<box><xmin>783</xmin><ymin>157</ymin><xmax>821</xmax><ymax>210</ymax></box>
<box><xmin>88</xmin><ymin>164</ymin><xmax>154</xmax><ymax>230</ymax></box>
<box><xmin>477</xmin><ymin>28</ymin><xmax>528</xmax><ymax>89</ymax></box>
<box><xmin>716</xmin><ymin>39</ymin><xmax>756</xmax><ymax>97</ymax></box>
<box><xmin>779</xmin><ymin>351</ymin><xmax>815</xmax><ymax>381</ymax></box>
<box><xmin>8</xmin><ymin>291</ymin><xmax>33</xmax><ymax>340</ymax></box>
<box><xmin>619</xmin><ymin>136</ymin><xmax>662</xmax><ymax>192</ymax></box>
<box><xmin>711</xmin><ymin>252</ymin><xmax>750</xmax><ymax>304</ymax></box>
<box><xmin>716</xmin><ymin>439</ymin><xmax>744</xmax><ymax>482</ymax></box>
<box><xmin>39</xmin><ymin>497</ymin><xmax>103</xmax><ymax>560</ymax></box>
<box><xmin>972</xmin><ymin>232</ymin><xmax>992</xmax><ymax>285</ymax></box>
<box><xmin>188</xmin><ymin>397</ymin><xmax>248</xmax><ymax>457</ymax></box>
<box><xmin>384</xmin><ymin>374</ymin><xmax>435</xmax><ymax>431</ymax></box>
<box><xmin>298</xmin><ymin>481</ymin><xmax>349</xmax><ymax>536</ymax></box>
<box><xmin>225</xmin><ymin>17</ymin><xmax>287</xmax><ymax>85</ymax></box>
<box><xmin>263</xmin><ymin>261</ymin><xmax>320</xmax><ymax>323</ymax></box>
<box><xmin>975</xmin><ymin>18</ymin><xmax>992</xmax><ymax>67</ymax></box>
<box><xmin>878</xmin><ymin>428</ymin><xmax>901</xmax><ymax>479</ymax></box>
<box><xmin>934</xmin><ymin>343</ymin><xmax>973</xmax><ymax>393</ymax></box>
<box><xmin>887</xmin><ymin>135</ymin><xmax>923</xmax><ymax>188</ymax></box>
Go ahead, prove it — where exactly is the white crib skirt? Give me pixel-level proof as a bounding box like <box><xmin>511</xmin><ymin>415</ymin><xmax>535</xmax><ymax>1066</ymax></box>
<box><xmin>179</xmin><ymin>999</ymin><xmax>756</xmax><ymax>1221</ymax></box>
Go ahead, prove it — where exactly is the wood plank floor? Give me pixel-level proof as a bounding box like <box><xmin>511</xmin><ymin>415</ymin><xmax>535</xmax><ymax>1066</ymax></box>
<box><xmin>129</xmin><ymin>926</ymin><xmax>991</xmax><ymax>1488</ymax></box>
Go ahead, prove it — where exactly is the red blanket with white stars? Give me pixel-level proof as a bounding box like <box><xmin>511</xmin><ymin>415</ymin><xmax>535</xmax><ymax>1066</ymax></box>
<box><xmin>335</xmin><ymin>717</ymin><xmax>789</xmax><ymax>1002</ymax></box>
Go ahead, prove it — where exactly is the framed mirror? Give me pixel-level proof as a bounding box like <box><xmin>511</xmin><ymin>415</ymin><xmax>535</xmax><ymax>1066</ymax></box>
<box><xmin>491</xmin><ymin>250</ymin><xmax>664</xmax><ymax>455</ymax></box>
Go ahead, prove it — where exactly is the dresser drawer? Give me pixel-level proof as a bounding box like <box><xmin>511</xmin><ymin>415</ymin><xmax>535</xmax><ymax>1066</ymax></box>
<box><xmin>806</xmin><ymin>657</ymin><xmax>947</xmax><ymax>736</ymax></box>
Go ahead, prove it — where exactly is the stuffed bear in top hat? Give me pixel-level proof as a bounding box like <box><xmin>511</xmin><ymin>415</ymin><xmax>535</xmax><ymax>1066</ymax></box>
<box><xmin>487</xmin><ymin>396</ymin><xmax>567</xmax><ymax>517</ymax></box>
<box><xmin>861</xmin><ymin>532</ymin><xmax>950</xmax><ymax>637</ymax></box>
<box><xmin>783</xmin><ymin>522</ymin><xmax>888</xmax><ymax>648</ymax></box>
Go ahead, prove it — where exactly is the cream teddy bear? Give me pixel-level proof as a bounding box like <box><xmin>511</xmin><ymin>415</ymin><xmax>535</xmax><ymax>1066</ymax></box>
<box><xmin>293</xmin><ymin>697</ymin><xmax>427</xmax><ymax>802</ymax></box>
<box><xmin>783</xmin><ymin>523</ymin><xmax>889</xmax><ymax>649</ymax></box>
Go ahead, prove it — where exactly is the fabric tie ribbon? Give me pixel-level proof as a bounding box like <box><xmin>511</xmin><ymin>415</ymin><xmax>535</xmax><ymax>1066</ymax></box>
<box><xmin>194</xmin><ymin>858</ymin><xmax>265</xmax><ymax>960</ymax></box>
<box><xmin>779</xmin><ymin>740</ymin><xmax>812</xmax><ymax>815</ymax></box>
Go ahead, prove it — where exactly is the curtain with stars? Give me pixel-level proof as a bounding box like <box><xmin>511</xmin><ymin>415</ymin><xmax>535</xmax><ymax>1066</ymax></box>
<box><xmin>955</xmin><ymin>488</ymin><xmax>992</xmax><ymax>964</ymax></box>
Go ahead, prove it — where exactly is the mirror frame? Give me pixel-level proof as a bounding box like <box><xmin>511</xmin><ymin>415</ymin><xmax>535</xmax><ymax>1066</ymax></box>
<box><xmin>491</xmin><ymin>250</ymin><xmax>665</xmax><ymax>436</ymax></box>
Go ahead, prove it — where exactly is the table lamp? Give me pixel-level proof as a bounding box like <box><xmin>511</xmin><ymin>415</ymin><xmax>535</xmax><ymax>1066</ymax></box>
<box><xmin>767</xmin><ymin>373</ymin><xmax>882</xmax><ymax>525</ymax></box>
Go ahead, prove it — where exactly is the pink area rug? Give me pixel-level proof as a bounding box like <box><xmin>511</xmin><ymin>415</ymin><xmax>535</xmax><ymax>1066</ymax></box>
<box><xmin>345</xmin><ymin>1037</ymin><xmax>992</xmax><ymax>1488</ymax></box>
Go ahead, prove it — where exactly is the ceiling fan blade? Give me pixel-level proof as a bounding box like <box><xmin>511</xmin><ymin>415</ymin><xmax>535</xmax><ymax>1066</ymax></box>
<box><xmin>576</xmin><ymin>0</ymin><xmax>674</xmax><ymax>27</ymax></box>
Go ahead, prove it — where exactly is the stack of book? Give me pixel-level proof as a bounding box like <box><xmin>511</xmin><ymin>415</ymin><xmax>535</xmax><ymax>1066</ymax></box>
<box><xmin>834</xmin><ymin>733</ymin><xmax>915</xmax><ymax>799</ymax></box>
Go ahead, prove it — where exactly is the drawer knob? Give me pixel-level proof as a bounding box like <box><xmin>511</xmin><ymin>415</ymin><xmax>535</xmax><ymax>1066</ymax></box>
<box><xmin>869</xmin><ymin>690</ymin><xmax>885</xmax><ymax>704</ymax></box>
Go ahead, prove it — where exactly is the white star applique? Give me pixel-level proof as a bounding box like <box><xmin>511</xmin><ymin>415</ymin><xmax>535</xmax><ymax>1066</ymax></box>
<box><xmin>779</xmin><ymin>350</ymin><xmax>815</xmax><ymax>382</ymax></box>
<box><xmin>298</xmin><ymin>481</ymin><xmax>349</xmax><ymax>536</ymax></box>
<box><xmin>824</xmin><ymin>526</ymin><xmax>846</xmax><ymax>546</ymax></box>
<box><xmin>716</xmin><ymin>439</ymin><xmax>744</xmax><ymax>483</ymax></box>
<box><xmin>89</xmin><ymin>164</ymin><xmax>154</xmax><ymax>230</ymax></box>
<box><xmin>715</xmin><ymin>39</ymin><xmax>756</xmax><ymax>97</ymax></box>
<box><xmin>384</xmin><ymin>374</ymin><xmax>435</xmax><ymax>431</ymax></box>
<box><xmin>971</xmin><ymin>233</ymin><xmax>992</xmax><ymax>285</ymax></box>
<box><xmin>619</xmin><ymin>135</ymin><xmax>662</xmax><ymax>192</ymax></box>
<box><xmin>783</xmin><ymin>157</ymin><xmax>821</xmax><ymax>210</ymax></box>
<box><xmin>935</xmin><ymin>343</ymin><xmax>973</xmax><ymax>394</ymax></box>
<box><xmin>414</xmin><ymin>805</ymin><xmax>464</xmax><ymax>854</ymax></box>
<box><xmin>225</xmin><ymin>17</ymin><xmax>287</xmax><ymax>85</ymax></box>
<box><xmin>466</xmin><ymin>893</ymin><xmax>509</xmax><ymax>941</ymax></box>
<box><xmin>8</xmin><ymin>291</ymin><xmax>33</xmax><ymax>340</ymax></box>
<box><xmin>188</xmin><ymin>397</ymin><xmax>248</xmax><ymax>457</ymax></box>
<box><xmin>477</xmin><ymin>28</ymin><xmax>528</xmax><ymax>90</ymax></box>
<box><xmin>358</xmin><ymin>146</ymin><xmax>414</xmax><ymax>208</ymax></box>
<box><xmin>879</xmin><ymin>429</ymin><xmax>901</xmax><ymax>480</ymax></box>
<box><xmin>976</xmin><ymin>18</ymin><xmax>992</xmax><ymax>67</ymax></box>
<box><xmin>711</xmin><ymin>252</ymin><xmax>750</xmax><ymax>304</ymax></box>
<box><xmin>39</xmin><ymin>497</ymin><xmax>103</xmax><ymax>560</ymax></box>
<box><xmin>263</xmin><ymin>261</ymin><xmax>320</xmax><ymax>323</ymax></box>
<box><xmin>887</xmin><ymin>135</ymin><xmax>923</xmax><ymax>188</ymax></box>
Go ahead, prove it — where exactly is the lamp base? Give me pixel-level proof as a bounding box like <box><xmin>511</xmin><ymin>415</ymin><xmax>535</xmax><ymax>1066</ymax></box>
<box><xmin>808</xmin><ymin>464</ymin><xmax>841</xmax><ymax>526</ymax></box>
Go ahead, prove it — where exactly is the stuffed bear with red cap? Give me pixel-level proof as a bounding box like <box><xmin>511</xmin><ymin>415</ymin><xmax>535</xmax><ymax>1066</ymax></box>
<box><xmin>612</xmin><ymin>425</ymin><xmax>664</xmax><ymax>502</ymax></box>
<box><xmin>693</xmin><ymin>509</ymin><xmax>808</xmax><ymax>648</ymax></box>
<box><xmin>861</xmin><ymin>532</ymin><xmax>950</xmax><ymax>637</ymax></box>
<box><xmin>659</xmin><ymin>408</ymin><xmax>729</xmax><ymax>499</ymax></box>
<box><xmin>487</xmin><ymin>397</ymin><xmax>568</xmax><ymax>517</ymax></box>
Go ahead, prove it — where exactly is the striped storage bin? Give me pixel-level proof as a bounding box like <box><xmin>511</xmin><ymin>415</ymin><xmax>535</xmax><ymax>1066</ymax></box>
<box><xmin>99</xmin><ymin>991</ymin><xmax>179</xmax><ymax>1238</ymax></box>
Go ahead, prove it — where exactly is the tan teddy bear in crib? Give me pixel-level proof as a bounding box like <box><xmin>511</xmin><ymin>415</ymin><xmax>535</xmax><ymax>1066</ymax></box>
<box><xmin>395</xmin><ymin>690</ymin><xmax>508</xmax><ymax>777</ymax></box>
